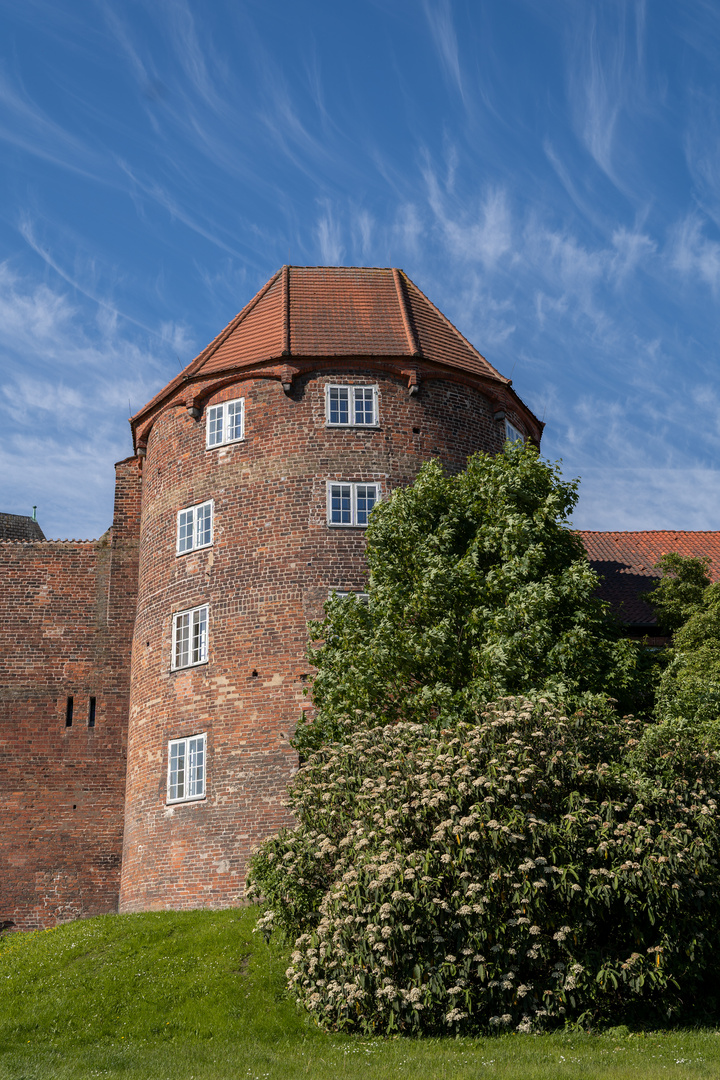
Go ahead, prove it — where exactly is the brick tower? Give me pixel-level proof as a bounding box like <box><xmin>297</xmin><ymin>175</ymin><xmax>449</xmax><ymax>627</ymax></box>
<box><xmin>115</xmin><ymin>266</ymin><xmax>541</xmax><ymax>911</ymax></box>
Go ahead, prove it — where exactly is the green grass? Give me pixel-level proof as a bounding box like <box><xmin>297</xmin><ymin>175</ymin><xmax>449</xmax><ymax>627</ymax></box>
<box><xmin>1</xmin><ymin>908</ymin><xmax>720</xmax><ymax>1079</ymax></box>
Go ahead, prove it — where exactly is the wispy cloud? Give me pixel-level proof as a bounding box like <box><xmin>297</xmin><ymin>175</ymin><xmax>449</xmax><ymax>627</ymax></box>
<box><xmin>565</xmin><ymin>2</ymin><xmax>647</xmax><ymax>190</ymax></box>
<box><xmin>114</xmin><ymin>161</ymin><xmax>250</xmax><ymax>261</ymax></box>
<box><xmin>315</xmin><ymin>201</ymin><xmax>345</xmax><ymax>265</ymax></box>
<box><xmin>0</xmin><ymin>264</ymin><xmax>173</xmax><ymax>537</ymax></box>
<box><xmin>423</xmin><ymin>163</ymin><xmax>513</xmax><ymax>270</ymax></box>
<box><xmin>572</xmin><ymin>467</ymin><xmax>720</xmax><ymax>531</ymax></box>
<box><xmin>18</xmin><ymin>215</ymin><xmax>174</xmax><ymax>340</ymax></box>
<box><xmin>0</xmin><ymin>63</ymin><xmax>106</xmax><ymax>180</ymax></box>
<box><xmin>1</xmin><ymin>0</ymin><xmax>719</xmax><ymax>538</ymax></box>
<box><xmin>160</xmin><ymin>0</ymin><xmax>226</xmax><ymax>110</ymax></box>
<box><xmin>668</xmin><ymin>213</ymin><xmax>720</xmax><ymax>291</ymax></box>
<box><xmin>422</xmin><ymin>0</ymin><xmax>465</xmax><ymax>102</ymax></box>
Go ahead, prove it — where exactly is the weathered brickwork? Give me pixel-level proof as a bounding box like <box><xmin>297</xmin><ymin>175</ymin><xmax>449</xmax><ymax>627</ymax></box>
<box><xmin>2</xmin><ymin>266</ymin><xmax>543</xmax><ymax>926</ymax></box>
<box><xmin>118</xmin><ymin>367</ymin><xmax>513</xmax><ymax>912</ymax></box>
<box><xmin>0</xmin><ymin>459</ymin><xmax>141</xmax><ymax>929</ymax></box>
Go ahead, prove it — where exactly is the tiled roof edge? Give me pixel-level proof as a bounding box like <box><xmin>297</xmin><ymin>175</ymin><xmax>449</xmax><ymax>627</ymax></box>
<box><xmin>576</xmin><ymin>529</ymin><xmax>720</xmax><ymax>536</ymax></box>
<box><xmin>130</xmin><ymin>269</ymin><xmax>283</xmax><ymax>427</ymax></box>
<box><xmin>0</xmin><ymin>538</ymin><xmax>101</xmax><ymax>545</ymax></box>
<box><xmin>400</xmin><ymin>271</ymin><xmax>509</xmax><ymax>383</ymax></box>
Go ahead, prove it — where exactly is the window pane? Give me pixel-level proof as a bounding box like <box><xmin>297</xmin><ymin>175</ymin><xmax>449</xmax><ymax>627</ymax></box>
<box><xmin>174</xmin><ymin>612</ymin><xmax>190</xmax><ymax>668</ymax></box>
<box><xmin>192</xmin><ymin>607</ymin><xmax>208</xmax><ymax>663</ymax></box>
<box><xmin>196</xmin><ymin>503</ymin><xmax>212</xmax><ymax>547</ymax></box>
<box><xmin>330</xmin><ymin>484</ymin><xmax>352</xmax><ymax>524</ymax></box>
<box><xmin>505</xmin><ymin>420</ymin><xmax>523</xmax><ymax>443</ymax></box>
<box><xmin>207</xmin><ymin>405</ymin><xmax>224</xmax><ymax>446</ymax></box>
<box><xmin>178</xmin><ymin>509</ymin><xmax>194</xmax><ymax>553</ymax></box>
<box><xmin>328</xmin><ymin>387</ymin><xmax>349</xmax><ymax>425</ymax></box>
<box><xmin>188</xmin><ymin>736</ymin><xmax>205</xmax><ymax>798</ymax></box>
<box><xmin>355</xmin><ymin>485</ymin><xmax>377</xmax><ymax>526</ymax></box>
<box><xmin>227</xmin><ymin>400</ymin><xmax>243</xmax><ymax>441</ymax></box>
<box><xmin>354</xmin><ymin>388</ymin><xmax>375</xmax><ymax>425</ymax></box>
<box><xmin>169</xmin><ymin>742</ymin><xmax>185</xmax><ymax>801</ymax></box>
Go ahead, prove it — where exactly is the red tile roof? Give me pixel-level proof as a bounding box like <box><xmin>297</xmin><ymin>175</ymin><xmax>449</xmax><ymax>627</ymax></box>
<box><xmin>133</xmin><ymin>266</ymin><xmax>519</xmax><ymax>425</ymax></box>
<box><xmin>197</xmin><ymin>266</ymin><xmax>508</xmax><ymax>373</ymax></box>
<box><xmin>577</xmin><ymin>531</ymin><xmax>720</xmax><ymax>626</ymax></box>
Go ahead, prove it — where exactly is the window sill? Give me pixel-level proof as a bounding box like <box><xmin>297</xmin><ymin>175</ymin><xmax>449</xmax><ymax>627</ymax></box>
<box><xmin>326</xmin><ymin>522</ymin><xmax>369</xmax><ymax>529</ymax></box>
<box><xmin>324</xmin><ymin>423</ymin><xmax>380</xmax><ymax>430</ymax></box>
<box><xmin>166</xmin><ymin>795</ymin><xmax>207</xmax><ymax>806</ymax></box>
<box><xmin>206</xmin><ymin>438</ymin><xmax>246</xmax><ymax>450</ymax></box>
<box><xmin>169</xmin><ymin>659</ymin><xmax>209</xmax><ymax>673</ymax></box>
<box><xmin>175</xmin><ymin>543</ymin><xmax>214</xmax><ymax>558</ymax></box>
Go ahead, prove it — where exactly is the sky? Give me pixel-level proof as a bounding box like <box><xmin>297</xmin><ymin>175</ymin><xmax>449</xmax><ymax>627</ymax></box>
<box><xmin>1</xmin><ymin>0</ymin><xmax>720</xmax><ymax>539</ymax></box>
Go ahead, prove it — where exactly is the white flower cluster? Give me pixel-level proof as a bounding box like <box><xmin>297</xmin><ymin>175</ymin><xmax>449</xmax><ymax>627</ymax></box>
<box><xmin>247</xmin><ymin>698</ymin><xmax>718</xmax><ymax>1035</ymax></box>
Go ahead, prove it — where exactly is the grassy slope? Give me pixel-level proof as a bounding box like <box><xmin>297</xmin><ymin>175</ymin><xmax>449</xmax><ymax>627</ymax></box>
<box><xmin>1</xmin><ymin>908</ymin><xmax>719</xmax><ymax>1080</ymax></box>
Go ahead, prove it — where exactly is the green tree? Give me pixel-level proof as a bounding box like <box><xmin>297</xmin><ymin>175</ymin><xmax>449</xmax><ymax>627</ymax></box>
<box><xmin>298</xmin><ymin>442</ymin><xmax>640</xmax><ymax>755</ymax></box>
<box><xmin>645</xmin><ymin>553</ymin><xmax>711</xmax><ymax>634</ymax></box>
<box><xmin>639</xmin><ymin>552</ymin><xmax>720</xmax><ymax>729</ymax></box>
<box><xmin>653</xmin><ymin>581</ymin><xmax>720</xmax><ymax>728</ymax></box>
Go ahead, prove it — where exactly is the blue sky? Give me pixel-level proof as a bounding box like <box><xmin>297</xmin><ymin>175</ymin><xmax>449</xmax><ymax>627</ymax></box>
<box><xmin>1</xmin><ymin>0</ymin><xmax>720</xmax><ymax>539</ymax></box>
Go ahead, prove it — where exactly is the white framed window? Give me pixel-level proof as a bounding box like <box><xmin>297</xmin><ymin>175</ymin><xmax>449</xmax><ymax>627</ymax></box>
<box><xmin>167</xmin><ymin>733</ymin><xmax>206</xmax><ymax>803</ymax></box>
<box><xmin>326</xmin><ymin>482</ymin><xmax>380</xmax><ymax>527</ymax></box>
<box><xmin>325</xmin><ymin>384</ymin><xmax>378</xmax><ymax>427</ymax></box>
<box><xmin>329</xmin><ymin>590</ymin><xmax>370</xmax><ymax>604</ymax></box>
<box><xmin>505</xmin><ymin>419</ymin><xmax>524</xmax><ymax>443</ymax></box>
<box><xmin>176</xmin><ymin>500</ymin><xmax>214</xmax><ymax>555</ymax></box>
<box><xmin>172</xmin><ymin>604</ymin><xmax>209</xmax><ymax>669</ymax></box>
<box><xmin>206</xmin><ymin>398</ymin><xmax>244</xmax><ymax>448</ymax></box>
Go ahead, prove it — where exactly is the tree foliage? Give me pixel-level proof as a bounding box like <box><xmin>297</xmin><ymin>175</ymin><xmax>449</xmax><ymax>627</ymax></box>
<box><xmin>247</xmin><ymin>699</ymin><xmax>720</xmax><ymax>1034</ymax></box>
<box><xmin>247</xmin><ymin>454</ymin><xmax>720</xmax><ymax>1034</ymax></box>
<box><xmin>646</xmin><ymin>553</ymin><xmax>712</xmax><ymax>635</ymax></box>
<box><xmin>654</xmin><ymin>579</ymin><xmax>720</xmax><ymax>728</ymax></box>
<box><xmin>298</xmin><ymin>442</ymin><xmax>640</xmax><ymax>756</ymax></box>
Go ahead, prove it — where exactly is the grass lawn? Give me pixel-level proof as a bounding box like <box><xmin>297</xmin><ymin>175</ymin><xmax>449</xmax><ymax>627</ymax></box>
<box><xmin>1</xmin><ymin>908</ymin><xmax>719</xmax><ymax>1079</ymax></box>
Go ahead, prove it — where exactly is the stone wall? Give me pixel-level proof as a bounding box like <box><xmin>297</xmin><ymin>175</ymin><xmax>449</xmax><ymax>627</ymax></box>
<box><xmin>0</xmin><ymin>457</ymin><xmax>141</xmax><ymax>930</ymax></box>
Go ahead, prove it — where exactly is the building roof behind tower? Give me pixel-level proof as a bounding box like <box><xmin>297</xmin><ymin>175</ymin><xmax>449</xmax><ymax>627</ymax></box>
<box><xmin>579</xmin><ymin>530</ymin><xmax>720</xmax><ymax>627</ymax></box>
<box><xmin>0</xmin><ymin>512</ymin><xmax>45</xmax><ymax>541</ymax></box>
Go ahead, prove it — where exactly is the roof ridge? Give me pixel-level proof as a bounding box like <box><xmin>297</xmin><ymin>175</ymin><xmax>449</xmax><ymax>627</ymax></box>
<box><xmin>576</xmin><ymin>529</ymin><xmax>720</xmax><ymax>536</ymax></box>
<box><xmin>392</xmin><ymin>268</ymin><xmax>420</xmax><ymax>357</ymax></box>
<box><xmin>287</xmin><ymin>264</ymin><xmax>395</xmax><ymax>270</ymax></box>
<box><xmin>0</xmin><ymin>538</ymin><xmax>99</xmax><ymax>545</ymax></box>
<box><xmin>282</xmin><ymin>264</ymin><xmax>291</xmax><ymax>356</ymax></box>
<box><xmin>401</xmin><ymin>272</ymin><xmax>509</xmax><ymax>384</ymax></box>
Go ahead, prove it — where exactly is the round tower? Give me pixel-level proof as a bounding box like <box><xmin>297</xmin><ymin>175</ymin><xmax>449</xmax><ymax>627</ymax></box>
<box><xmin>118</xmin><ymin>266</ymin><xmax>542</xmax><ymax>912</ymax></box>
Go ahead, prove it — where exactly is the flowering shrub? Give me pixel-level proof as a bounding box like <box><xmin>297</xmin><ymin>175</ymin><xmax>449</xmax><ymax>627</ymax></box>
<box><xmin>247</xmin><ymin>699</ymin><xmax>720</xmax><ymax>1034</ymax></box>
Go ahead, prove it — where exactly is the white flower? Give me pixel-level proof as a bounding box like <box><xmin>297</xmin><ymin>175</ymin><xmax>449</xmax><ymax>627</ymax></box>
<box><xmin>445</xmin><ymin>1009</ymin><xmax>468</xmax><ymax>1023</ymax></box>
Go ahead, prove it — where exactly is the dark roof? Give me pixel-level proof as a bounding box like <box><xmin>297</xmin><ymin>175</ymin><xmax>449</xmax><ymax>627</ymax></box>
<box><xmin>577</xmin><ymin>530</ymin><xmax>720</xmax><ymax>626</ymax></box>
<box><xmin>0</xmin><ymin>512</ymin><xmax>45</xmax><ymax>542</ymax></box>
<box><xmin>132</xmin><ymin>266</ymin><xmax>540</xmax><ymax>433</ymax></box>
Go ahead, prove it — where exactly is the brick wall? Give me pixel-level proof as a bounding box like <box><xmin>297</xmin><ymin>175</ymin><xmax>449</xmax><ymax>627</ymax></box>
<box><xmin>119</xmin><ymin>367</ymin><xmax>509</xmax><ymax>912</ymax></box>
<box><xmin>0</xmin><ymin>457</ymin><xmax>141</xmax><ymax>930</ymax></box>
